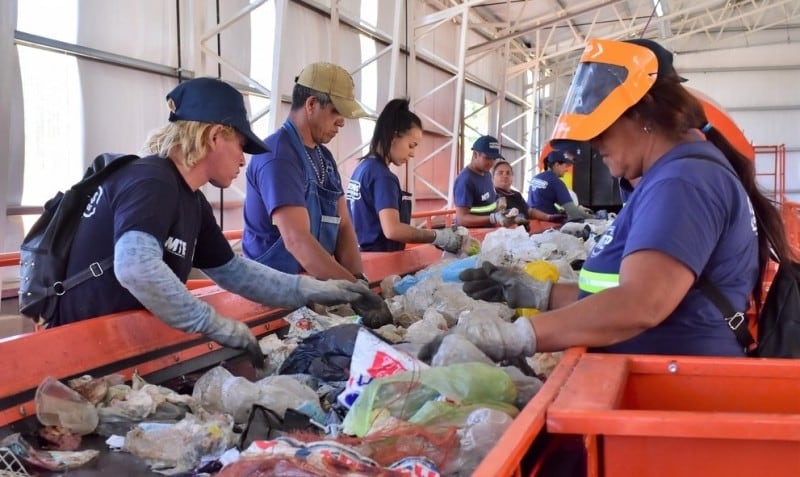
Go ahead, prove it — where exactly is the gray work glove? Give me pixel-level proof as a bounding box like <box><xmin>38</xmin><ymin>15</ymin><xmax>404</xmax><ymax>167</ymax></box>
<box><xmin>432</xmin><ymin>227</ymin><xmax>465</xmax><ymax>253</ymax></box>
<box><xmin>297</xmin><ymin>276</ymin><xmax>393</xmax><ymax>329</ymax></box>
<box><xmin>297</xmin><ymin>276</ymin><xmax>372</xmax><ymax>305</ymax></box>
<box><xmin>420</xmin><ymin>315</ymin><xmax>537</xmax><ymax>362</ymax></box>
<box><xmin>205</xmin><ymin>311</ymin><xmax>266</xmax><ymax>370</ymax></box>
<box><xmin>488</xmin><ymin>211</ymin><xmax>515</xmax><ymax>227</ymax></box>
<box><xmin>459</xmin><ymin>261</ymin><xmax>552</xmax><ymax>310</ymax></box>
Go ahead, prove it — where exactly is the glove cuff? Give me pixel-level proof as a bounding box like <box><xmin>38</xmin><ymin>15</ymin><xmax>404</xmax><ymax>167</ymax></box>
<box><xmin>512</xmin><ymin>317</ymin><xmax>537</xmax><ymax>356</ymax></box>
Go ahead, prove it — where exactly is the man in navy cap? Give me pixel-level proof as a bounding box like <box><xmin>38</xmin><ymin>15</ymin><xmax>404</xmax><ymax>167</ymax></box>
<box><xmin>453</xmin><ymin>135</ymin><xmax>515</xmax><ymax>227</ymax></box>
<box><xmin>527</xmin><ymin>147</ymin><xmax>594</xmax><ymax>220</ymax></box>
<box><xmin>54</xmin><ymin>77</ymin><xmax>378</xmax><ymax>369</ymax></box>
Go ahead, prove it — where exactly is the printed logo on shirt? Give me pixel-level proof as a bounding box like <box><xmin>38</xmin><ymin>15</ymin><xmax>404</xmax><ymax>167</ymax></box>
<box><xmin>480</xmin><ymin>192</ymin><xmax>491</xmax><ymax>202</ymax></box>
<box><xmin>83</xmin><ymin>186</ymin><xmax>104</xmax><ymax>218</ymax></box>
<box><xmin>164</xmin><ymin>236</ymin><xmax>188</xmax><ymax>258</ymax></box>
<box><xmin>346</xmin><ymin>180</ymin><xmax>361</xmax><ymax>202</ymax></box>
<box><xmin>589</xmin><ymin>225</ymin><xmax>615</xmax><ymax>258</ymax></box>
<box><xmin>747</xmin><ymin>197</ymin><xmax>757</xmax><ymax>233</ymax></box>
<box><xmin>530</xmin><ymin>178</ymin><xmax>548</xmax><ymax>190</ymax></box>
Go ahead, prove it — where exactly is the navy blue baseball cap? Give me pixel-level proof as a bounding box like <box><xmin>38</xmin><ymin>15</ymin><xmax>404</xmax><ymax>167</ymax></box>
<box><xmin>472</xmin><ymin>135</ymin><xmax>503</xmax><ymax>159</ymax></box>
<box><xmin>546</xmin><ymin>149</ymin><xmax>575</xmax><ymax>165</ymax></box>
<box><xmin>166</xmin><ymin>77</ymin><xmax>269</xmax><ymax>154</ymax></box>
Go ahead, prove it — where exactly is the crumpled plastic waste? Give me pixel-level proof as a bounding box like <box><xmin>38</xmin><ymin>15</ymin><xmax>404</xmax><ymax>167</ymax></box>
<box><xmin>443</xmin><ymin>408</ymin><xmax>514</xmax><ymax>476</ymax></box>
<box><xmin>122</xmin><ymin>411</ymin><xmax>235</xmax><ymax>475</ymax></box>
<box><xmin>218</xmin><ymin>437</ymin><xmax>439</xmax><ymax>476</ymax></box>
<box><xmin>338</xmin><ymin>328</ymin><xmax>428</xmax><ymax>409</ymax></box>
<box><xmin>192</xmin><ymin>366</ymin><xmax>323</xmax><ymax>424</ymax></box>
<box><xmin>0</xmin><ymin>432</ymin><xmax>99</xmax><ymax>472</ymax></box>
<box><xmin>342</xmin><ymin>362</ymin><xmax>518</xmax><ymax>437</ymax></box>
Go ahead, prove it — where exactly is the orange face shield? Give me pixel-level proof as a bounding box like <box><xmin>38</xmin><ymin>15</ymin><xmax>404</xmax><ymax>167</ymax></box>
<box><xmin>550</xmin><ymin>39</ymin><xmax>659</xmax><ymax>143</ymax></box>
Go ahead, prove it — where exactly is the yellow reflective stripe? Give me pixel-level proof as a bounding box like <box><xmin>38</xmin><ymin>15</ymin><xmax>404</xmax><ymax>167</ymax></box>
<box><xmin>579</xmin><ymin>269</ymin><xmax>620</xmax><ymax>293</ymax></box>
<box><xmin>470</xmin><ymin>202</ymin><xmax>497</xmax><ymax>214</ymax></box>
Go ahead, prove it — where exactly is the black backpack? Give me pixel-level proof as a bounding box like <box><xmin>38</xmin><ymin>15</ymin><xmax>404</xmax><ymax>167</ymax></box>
<box><xmin>700</xmin><ymin>260</ymin><xmax>800</xmax><ymax>358</ymax></box>
<box><xmin>18</xmin><ymin>153</ymin><xmax>139</xmax><ymax>324</ymax></box>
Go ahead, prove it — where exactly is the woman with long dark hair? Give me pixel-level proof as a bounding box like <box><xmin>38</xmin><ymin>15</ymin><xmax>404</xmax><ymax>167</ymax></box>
<box><xmin>347</xmin><ymin>98</ymin><xmax>463</xmax><ymax>253</ymax></box>
<box><xmin>448</xmin><ymin>38</ymin><xmax>789</xmax><ymax>359</ymax></box>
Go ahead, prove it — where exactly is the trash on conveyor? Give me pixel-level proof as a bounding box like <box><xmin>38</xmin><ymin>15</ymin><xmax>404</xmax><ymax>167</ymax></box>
<box><xmin>0</xmin><ymin>433</ymin><xmax>99</xmax><ymax>472</ymax></box>
<box><xmin>121</xmin><ymin>411</ymin><xmax>235</xmax><ymax>475</ymax></box>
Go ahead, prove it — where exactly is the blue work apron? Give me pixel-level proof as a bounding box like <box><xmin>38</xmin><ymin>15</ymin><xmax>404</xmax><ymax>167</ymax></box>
<box><xmin>257</xmin><ymin>119</ymin><xmax>341</xmax><ymax>273</ymax></box>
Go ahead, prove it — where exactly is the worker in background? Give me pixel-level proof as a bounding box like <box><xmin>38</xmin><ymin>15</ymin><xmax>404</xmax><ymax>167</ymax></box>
<box><xmin>445</xmin><ymin>38</ymin><xmax>789</xmax><ymax>359</ymax></box>
<box><xmin>346</xmin><ymin>98</ymin><xmax>464</xmax><ymax>253</ymax></box>
<box><xmin>243</xmin><ymin>62</ymin><xmax>368</xmax><ymax>282</ymax></box>
<box><xmin>527</xmin><ymin>148</ymin><xmax>595</xmax><ymax>220</ymax></box>
<box><xmin>491</xmin><ymin>160</ymin><xmax>567</xmax><ymax>226</ymax></box>
<box><xmin>453</xmin><ymin>135</ymin><xmax>515</xmax><ymax>228</ymax></box>
<box><xmin>56</xmin><ymin>77</ymin><xmax>378</xmax><ymax>368</ymax></box>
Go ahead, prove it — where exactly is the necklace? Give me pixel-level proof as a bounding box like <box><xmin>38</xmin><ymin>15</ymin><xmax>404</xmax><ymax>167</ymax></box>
<box><xmin>305</xmin><ymin>145</ymin><xmax>327</xmax><ymax>184</ymax></box>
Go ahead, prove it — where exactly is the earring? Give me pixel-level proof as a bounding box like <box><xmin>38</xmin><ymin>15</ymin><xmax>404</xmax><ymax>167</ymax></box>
<box><xmin>643</xmin><ymin>125</ymin><xmax>653</xmax><ymax>134</ymax></box>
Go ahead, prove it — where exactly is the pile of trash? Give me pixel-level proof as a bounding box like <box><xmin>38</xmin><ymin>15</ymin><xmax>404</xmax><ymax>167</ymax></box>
<box><xmin>10</xmin><ymin>221</ymin><xmax>611</xmax><ymax>476</ymax></box>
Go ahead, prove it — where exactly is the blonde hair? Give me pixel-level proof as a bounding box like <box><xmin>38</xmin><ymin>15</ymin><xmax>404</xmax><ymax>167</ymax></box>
<box><xmin>141</xmin><ymin>120</ymin><xmax>237</xmax><ymax>169</ymax></box>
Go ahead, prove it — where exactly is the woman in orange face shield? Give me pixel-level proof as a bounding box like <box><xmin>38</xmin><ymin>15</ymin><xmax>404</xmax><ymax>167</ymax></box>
<box><xmin>448</xmin><ymin>38</ymin><xmax>789</xmax><ymax>360</ymax></box>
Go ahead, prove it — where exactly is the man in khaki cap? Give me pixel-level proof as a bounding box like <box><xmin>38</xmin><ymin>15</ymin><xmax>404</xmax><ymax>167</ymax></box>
<box><xmin>243</xmin><ymin>62</ymin><xmax>370</xmax><ymax>282</ymax></box>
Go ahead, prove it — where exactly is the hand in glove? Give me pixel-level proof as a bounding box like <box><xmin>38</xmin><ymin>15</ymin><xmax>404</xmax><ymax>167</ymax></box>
<box><xmin>297</xmin><ymin>276</ymin><xmax>393</xmax><ymax>329</ymax></box>
<box><xmin>432</xmin><ymin>227</ymin><xmax>465</xmax><ymax>253</ymax></box>
<box><xmin>204</xmin><ymin>311</ymin><xmax>266</xmax><ymax>370</ymax></box>
<box><xmin>489</xmin><ymin>211</ymin><xmax>515</xmax><ymax>227</ymax></box>
<box><xmin>297</xmin><ymin>276</ymin><xmax>372</xmax><ymax>306</ymax></box>
<box><xmin>459</xmin><ymin>261</ymin><xmax>552</xmax><ymax>310</ymax></box>
<box><xmin>421</xmin><ymin>315</ymin><xmax>537</xmax><ymax>362</ymax></box>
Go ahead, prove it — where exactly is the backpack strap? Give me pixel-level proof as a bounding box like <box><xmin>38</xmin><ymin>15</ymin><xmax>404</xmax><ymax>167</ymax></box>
<box><xmin>696</xmin><ymin>277</ymin><xmax>755</xmax><ymax>351</ymax></box>
<box><xmin>47</xmin><ymin>256</ymin><xmax>115</xmax><ymax>298</ymax></box>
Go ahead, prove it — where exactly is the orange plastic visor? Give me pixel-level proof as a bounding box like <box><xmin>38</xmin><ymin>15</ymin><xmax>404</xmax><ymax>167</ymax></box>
<box><xmin>551</xmin><ymin>39</ymin><xmax>659</xmax><ymax>142</ymax></box>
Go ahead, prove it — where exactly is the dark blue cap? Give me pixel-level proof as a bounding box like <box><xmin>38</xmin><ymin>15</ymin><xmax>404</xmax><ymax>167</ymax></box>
<box><xmin>166</xmin><ymin>77</ymin><xmax>269</xmax><ymax>154</ymax></box>
<box><xmin>472</xmin><ymin>135</ymin><xmax>503</xmax><ymax>159</ymax></box>
<box><xmin>622</xmin><ymin>39</ymin><xmax>688</xmax><ymax>82</ymax></box>
<box><xmin>546</xmin><ymin>149</ymin><xmax>575</xmax><ymax>165</ymax></box>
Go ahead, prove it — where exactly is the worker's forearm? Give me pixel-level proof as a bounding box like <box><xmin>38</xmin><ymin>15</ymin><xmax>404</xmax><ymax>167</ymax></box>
<box><xmin>549</xmin><ymin>282</ymin><xmax>579</xmax><ymax>309</ymax></box>
<box><xmin>287</xmin><ymin>235</ymin><xmax>357</xmax><ymax>280</ymax></box>
<box><xmin>456</xmin><ymin>213</ymin><xmax>493</xmax><ymax>228</ymax></box>
<box><xmin>333</xmin><ymin>228</ymin><xmax>363</xmax><ymax>278</ymax></box>
<box><xmin>384</xmin><ymin>223</ymin><xmax>437</xmax><ymax>244</ymax></box>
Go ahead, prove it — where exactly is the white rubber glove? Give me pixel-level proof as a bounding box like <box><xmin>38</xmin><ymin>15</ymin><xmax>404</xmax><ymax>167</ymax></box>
<box><xmin>297</xmin><ymin>276</ymin><xmax>372</xmax><ymax>306</ymax></box>
<box><xmin>454</xmin><ymin>314</ymin><xmax>537</xmax><ymax>361</ymax></box>
<box><xmin>489</xmin><ymin>211</ymin><xmax>514</xmax><ymax>227</ymax></box>
<box><xmin>204</xmin><ymin>311</ymin><xmax>266</xmax><ymax>369</ymax></box>
<box><xmin>432</xmin><ymin>227</ymin><xmax>465</xmax><ymax>253</ymax></box>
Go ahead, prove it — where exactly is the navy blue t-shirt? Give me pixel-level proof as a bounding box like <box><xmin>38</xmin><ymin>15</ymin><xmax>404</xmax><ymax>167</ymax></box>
<box><xmin>56</xmin><ymin>156</ymin><xmax>234</xmax><ymax>326</ymax></box>
<box><xmin>579</xmin><ymin>141</ymin><xmax>758</xmax><ymax>356</ymax></box>
<box><xmin>347</xmin><ymin>156</ymin><xmax>405</xmax><ymax>251</ymax></box>
<box><xmin>527</xmin><ymin>170</ymin><xmax>572</xmax><ymax>214</ymax></box>
<box><xmin>453</xmin><ymin>168</ymin><xmax>495</xmax><ymax>210</ymax></box>
<box><xmin>242</xmin><ymin>127</ymin><xmax>342</xmax><ymax>259</ymax></box>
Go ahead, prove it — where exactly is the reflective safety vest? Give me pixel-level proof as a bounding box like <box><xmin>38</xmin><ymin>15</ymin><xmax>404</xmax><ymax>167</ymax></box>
<box><xmin>578</xmin><ymin>268</ymin><xmax>620</xmax><ymax>294</ymax></box>
<box><xmin>469</xmin><ymin>201</ymin><xmax>497</xmax><ymax>215</ymax></box>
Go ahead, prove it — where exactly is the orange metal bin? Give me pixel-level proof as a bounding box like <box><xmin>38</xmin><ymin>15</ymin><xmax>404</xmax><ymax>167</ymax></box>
<box><xmin>547</xmin><ymin>353</ymin><xmax>800</xmax><ymax>477</ymax></box>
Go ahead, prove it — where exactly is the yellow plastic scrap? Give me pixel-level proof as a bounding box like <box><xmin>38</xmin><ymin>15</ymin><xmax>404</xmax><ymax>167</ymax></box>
<box><xmin>517</xmin><ymin>261</ymin><xmax>559</xmax><ymax>317</ymax></box>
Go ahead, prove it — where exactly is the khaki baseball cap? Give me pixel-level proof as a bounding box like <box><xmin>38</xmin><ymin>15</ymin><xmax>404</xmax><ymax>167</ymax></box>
<box><xmin>295</xmin><ymin>62</ymin><xmax>367</xmax><ymax>119</ymax></box>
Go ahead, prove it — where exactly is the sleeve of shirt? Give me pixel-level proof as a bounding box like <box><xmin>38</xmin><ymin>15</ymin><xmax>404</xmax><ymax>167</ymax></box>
<box><xmin>372</xmin><ymin>174</ymin><xmax>401</xmax><ymax>212</ymax></box>
<box><xmin>453</xmin><ymin>174</ymin><xmax>472</xmax><ymax>208</ymax></box>
<box><xmin>552</xmin><ymin>178</ymin><xmax>575</xmax><ymax>206</ymax></box>
<box><xmin>256</xmin><ymin>138</ymin><xmax>307</xmax><ymax>215</ymax></box>
<box><xmin>624</xmin><ymin>178</ymin><xmax>727</xmax><ymax>277</ymax></box>
<box><xmin>192</xmin><ymin>194</ymin><xmax>236</xmax><ymax>269</ymax></box>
